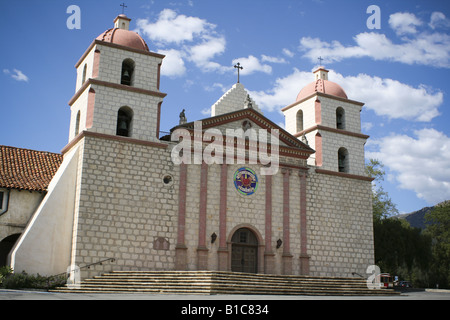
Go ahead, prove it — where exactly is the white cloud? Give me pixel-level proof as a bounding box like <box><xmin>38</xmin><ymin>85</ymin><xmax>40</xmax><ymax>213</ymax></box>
<box><xmin>389</xmin><ymin>12</ymin><xmax>422</xmax><ymax>35</ymax></box>
<box><xmin>136</xmin><ymin>9</ymin><xmax>215</xmax><ymax>45</ymax></box>
<box><xmin>188</xmin><ymin>35</ymin><xmax>228</xmax><ymax>72</ymax></box>
<box><xmin>366</xmin><ymin>129</ymin><xmax>450</xmax><ymax>205</ymax></box>
<box><xmin>362</xmin><ymin>122</ymin><xmax>373</xmax><ymax>131</ymax></box>
<box><xmin>158</xmin><ymin>49</ymin><xmax>186</xmax><ymax>77</ymax></box>
<box><xmin>204</xmin><ymin>83</ymin><xmax>227</xmax><ymax>93</ymax></box>
<box><xmin>249</xmin><ymin>68</ymin><xmax>312</xmax><ymax>112</ymax></box>
<box><xmin>261</xmin><ymin>55</ymin><xmax>287</xmax><ymax>64</ymax></box>
<box><xmin>282</xmin><ymin>48</ymin><xmax>294</xmax><ymax>58</ymax></box>
<box><xmin>201</xmin><ymin>108</ymin><xmax>211</xmax><ymax>116</ymax></box>
<box><xmin>334</xmin><ymin>72</ymin><xmax>443</xmax><ymax>122</ymax></box>
<box><xmin>232</xmin><ymin>55</ymin><xmax>272</xmax><ymax>76</ymax></box>
<box><xmin>137</xmin><ymin>9</ymin><xmax>228</xmax><ymax>77</ymax></box>
<box><xmin>300</xmin><ymin>31</ymin><xmax>450</xmax><ymax>68</ymax></box>
<box><xmin>248</xmin><ymin>68</ymin><xmax>443</xmax><ymax>122</ymax></box>
<box><xmin>3</xmin><ymin>68</ymin><xmax>29</xmax><ymax>82</ymax></box>
<box><xmin>299</xmin><ymin>36</ymin><xmax>366</xmax><ymax>64</ymax></box>
<box><xmin>299</xmin><ymin>12</ymin><xmax>450</xmax><ymax>68</ymax></box>
<box><xmin>429</xmin><ymin>11</ymin><xmax>450</xmax><ymax>30</ymax></box>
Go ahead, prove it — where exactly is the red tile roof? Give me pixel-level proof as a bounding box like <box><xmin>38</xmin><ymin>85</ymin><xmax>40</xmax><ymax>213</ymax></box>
<box><xmin>0</xmin><ymin>145</ymin><xmax>63</xmax><ymax>192</ymax></box>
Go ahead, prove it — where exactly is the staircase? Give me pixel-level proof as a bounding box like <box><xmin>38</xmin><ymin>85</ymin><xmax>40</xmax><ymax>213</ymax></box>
<box><xmin>51</xmin><ymin>271</ymin><xmax>399</xmax><ymax>296</ymax></box>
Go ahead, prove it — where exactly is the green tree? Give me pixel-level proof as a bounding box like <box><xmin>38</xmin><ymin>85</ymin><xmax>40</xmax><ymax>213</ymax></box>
<box><xmin>424</xmin><ymin>201</ymin><xmax>450</xmax><ymax>288</ymax></box>
<box><xmin>365</xmin><ymin>159</ymin><xmax>398</xmax><ymax>221</ymax></box>
<box><xmin>365</xmin><ymin>159</ymin><xmax>432</xmax><ymax>286</ymax></box>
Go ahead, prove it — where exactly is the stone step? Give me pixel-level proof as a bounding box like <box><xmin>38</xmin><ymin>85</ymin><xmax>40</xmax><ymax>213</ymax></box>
<box><xmin>82</xmin><ymin>278</ymin><xmax>370</xmax><ymax>289</ymax></box>
<box><xmin>51</xmin><ymin>271</ymin><xmax>399</xmax><ymax>296</ymax></box>
<box><xmin>95</xmin><ymin>271</ymin><xmax>369</xmax><ymax>285</ymax></box>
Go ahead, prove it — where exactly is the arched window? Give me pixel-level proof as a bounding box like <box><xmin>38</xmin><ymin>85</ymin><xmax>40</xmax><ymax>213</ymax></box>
<box><xmin>82</xmin><ymin>64</ymin><xmax>87</xmax><ymax>83</ymax></box>
<box><xmin>338</xmin><ymin>147</ymin><xmax>349</xmax><ymax>173</ymax></box>
<box><xmin>116</xmin><ymin>106</ymin><xmax>133</xmax><ymax>137</ymax></box>
<box><xmin>336</xmin><ymin>107</ymin><xmax>345</xmax><ymax>130</ymax></box>
<box><xmin>74</xmin><ymin>111</ymin><xmax>81</xmax><ymax>136</ymax></box>
<box><xmin>121</xmin><ymin>59</ymin><xmax>135</xmax><ymax>86</ymax></box>
<box><xmin>0</xmin><ymin>188</ymin><xmax>9</xmax><ymax>215</ymax></box>
<box><xmin>296</xmin><ymin>109</ymin><xmax>304</xmax><ymax>132</ymax></box>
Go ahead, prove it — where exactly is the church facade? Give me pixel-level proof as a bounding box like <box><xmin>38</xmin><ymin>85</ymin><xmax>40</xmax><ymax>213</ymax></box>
<box><xmin>7</xmin><ymin>15</ymin><xmax>374</xmax><ymax>280</ymax></box>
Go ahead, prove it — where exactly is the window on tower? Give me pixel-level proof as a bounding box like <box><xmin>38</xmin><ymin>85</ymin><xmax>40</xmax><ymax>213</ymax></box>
<box><xmin>116</xmin><ymin>106</ymin><xmax>133</xmax><ymax>137</ymax></box>
<box><xmin>338</xmin><ymin>147</ymin><xmax>349</xmax><ymax>173</ymax></box>
<box><xmin>121</xmin><ymin>59</ymin><xmax>135</xmax><ymax>86</ymax></box>
<box><xmin>75</xmin><ymin>111</ymin><xmax>81</xmax><ymax>136</ymax></box>
<box><xmin>336</xmin><ymin>107</ymin><xmax>345</xmax><ymax>130</ymax></box>
<box><xmin>296</xmin><ymin>109</ymin><xmax>304</xmax><ymax>132</ymax></box>
<box><xmin>82</xmin><ymin>64</ymin><xmax>87</xmax><ymax>83</ymax></box>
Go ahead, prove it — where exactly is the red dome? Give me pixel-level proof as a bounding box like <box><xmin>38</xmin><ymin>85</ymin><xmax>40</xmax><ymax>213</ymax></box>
<box><xmin>296</xmin><ymin>79</ymin><xmax>347</xmax><ymax>101</ymax></box>
<box><xmin>96</xmin><ymin>28</ymin><xmax>149</xmax><ymax>52</ymax></box>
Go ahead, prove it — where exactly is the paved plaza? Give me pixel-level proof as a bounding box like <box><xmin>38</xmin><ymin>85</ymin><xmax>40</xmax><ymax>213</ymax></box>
<box><xmin>1</xmin><ymin>288</ymin><xmax>449</xmax><ymax>300</ymax></box>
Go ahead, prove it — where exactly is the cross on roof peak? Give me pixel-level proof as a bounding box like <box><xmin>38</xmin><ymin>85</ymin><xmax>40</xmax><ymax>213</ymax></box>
<box><xmin>234</xmin><ymin>62</ymin><xmax>243</xmax><ymax>83</ymax></box>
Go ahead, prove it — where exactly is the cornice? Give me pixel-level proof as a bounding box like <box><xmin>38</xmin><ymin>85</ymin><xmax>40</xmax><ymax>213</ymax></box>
<box><xmin>68</xmin><ymin>78</ymin><xmax>167</xmax><ymax>106</ymax></box>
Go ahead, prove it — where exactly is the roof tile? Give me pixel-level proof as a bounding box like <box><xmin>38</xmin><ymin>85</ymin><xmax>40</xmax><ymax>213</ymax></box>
<box><xmin>0</xmin><ymin>145</ymin><xmax>63</xmax><ymax>192</ymax></box>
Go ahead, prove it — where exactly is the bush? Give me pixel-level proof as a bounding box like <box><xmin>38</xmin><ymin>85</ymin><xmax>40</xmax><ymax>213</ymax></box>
<box><xmin>0</xmin><ymin>266</ymin><xmax>13</xmax><ymax>286</ymax></box>
<box><xmin>1</xmin><ymin>271</ymin><xmax>66</xmax><ymax>290</ymax></box>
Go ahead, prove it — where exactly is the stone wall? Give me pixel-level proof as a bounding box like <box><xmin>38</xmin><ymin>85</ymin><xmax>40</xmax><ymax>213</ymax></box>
<box><xmin>306</xmin><ymin>170</ymin><xmax>374</xmax><ymax>277</ymax></box>
<box><xmin>73</xmin><ymin>135</ymin><xmax>179</xmax><ymax>278</ymax></box>
<box><xmin>211</xmin><ymin>83</ymin><xmax>261</xmax><ymax>117</ymax></box>
<box><xmin>0</xmin><ymin>190</ymin><xmax>43</xmax><ymax>241</ymax></box>
<box><xmin>72</xmin><ymin>132</ymin><xmax>373</xmax><ymax>279</ymax></box>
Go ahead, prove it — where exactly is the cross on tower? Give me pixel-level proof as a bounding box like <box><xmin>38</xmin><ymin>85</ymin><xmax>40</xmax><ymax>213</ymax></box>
<box><xmin>318</xmin><ymin>56</ymin><xmax>324</xmax><ymax>66</ymax></box>
<box><xmin>234</xmin><ymin>62</ymin><xmax>243</xmax><ymax>83</ymax></box>
<box><xmin>120</xmin><ymin>3</ymin><xmax>127</xmax><ymax>14</ymax></box>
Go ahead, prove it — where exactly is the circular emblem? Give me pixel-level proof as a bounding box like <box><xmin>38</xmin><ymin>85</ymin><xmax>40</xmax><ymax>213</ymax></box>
<box><xmin>234</xmin><ymin>167</ymin><xmax>258</xmax><ymax>196</ymax></box>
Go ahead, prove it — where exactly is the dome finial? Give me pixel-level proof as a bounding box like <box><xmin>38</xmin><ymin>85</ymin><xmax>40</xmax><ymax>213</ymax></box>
<box><xmin>120</xmin><ymin>3</ymin><xmax>127</xmax><ymax>15</ymax></box>
<box><xmin>114</xmin><ymin>13</ymin><xmax>131</xmax><ymax>30</ymax></box>
<box><xmin>318</xmin><ymin>56</ymin><xmax>324</xmax><ymax>66</ymax></box>
<box><xmin>314</xmin><ymin>66</ymin><xmax>329</xmax><ymax>81</ymax></box>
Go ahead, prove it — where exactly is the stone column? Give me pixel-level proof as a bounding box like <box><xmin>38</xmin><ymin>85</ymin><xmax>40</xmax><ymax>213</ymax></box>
<box><xmin>282</xmin><ymin>168</ymin><xmax>293</xmax><ymax>275</ymax></box>
<box><xmin>299</xmin><ymin>170</ymin><xmax>310</xmax><ymax>275</ymax></box>
<box><xmin>264</xmin><ymin>174</ymin><xmax>275</xmax><ymax>274</ymax></box>
<box><xmin>217</xmin><ymin>164</ymin><xmax>228</xmax><ymax>271</ymax></box>
<box><xmin>175</xmin><ymin>163</ymin><xmax>188</xmax><ymax>270</ymax></box>
<box><xmin>197</xmin><ymin>161</ymin><xmax>209</xmax><ymax>270</ymax></box>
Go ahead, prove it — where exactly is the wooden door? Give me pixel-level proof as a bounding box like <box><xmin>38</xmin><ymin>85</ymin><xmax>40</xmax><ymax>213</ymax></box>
<box><xmin>231</xmin><ymin>228</ymin><xmax>258</xmax><ymax>273</ymax></box>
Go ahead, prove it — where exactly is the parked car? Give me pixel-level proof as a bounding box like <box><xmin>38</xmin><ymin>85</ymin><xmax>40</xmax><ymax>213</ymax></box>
<box><xmin>398</xmin><ymin>281</ymin><xmax>412</xmax><ymax>288</ymax></box>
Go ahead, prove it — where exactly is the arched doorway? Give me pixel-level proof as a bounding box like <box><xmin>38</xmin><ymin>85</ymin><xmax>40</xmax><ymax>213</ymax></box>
<box><xmin>231</xmin><ymin>228</ymin><xmax>258</xmax><ymax>273</ymax></box>
<box><xmin>0</xmin><ymin>234</ymin><xmax>20</xmax><ymax>267</ymax></box>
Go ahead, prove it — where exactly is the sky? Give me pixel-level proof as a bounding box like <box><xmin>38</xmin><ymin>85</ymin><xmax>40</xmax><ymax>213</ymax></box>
<box><xmin>1</xmin><ymin>0</ymin><xmax>449</xmax><ymax>214</ymax></box>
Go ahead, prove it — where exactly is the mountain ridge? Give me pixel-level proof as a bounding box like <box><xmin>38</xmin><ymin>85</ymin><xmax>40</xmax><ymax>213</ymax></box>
<box><xmin>397</xmin><ymin>200</ymin><xmax>449</xmax><ymax>229</ymax></box>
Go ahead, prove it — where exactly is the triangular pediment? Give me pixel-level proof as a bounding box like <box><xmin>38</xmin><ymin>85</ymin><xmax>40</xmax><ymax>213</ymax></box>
<box><xmin>171</xmin><ymin>108</ymin><xmax>314</xmax><ymax>154</ymax></box>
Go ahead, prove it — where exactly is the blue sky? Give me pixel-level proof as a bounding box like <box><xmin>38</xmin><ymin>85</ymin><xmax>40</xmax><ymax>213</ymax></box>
<box><xmin>1</xmin><ymin>0</ymin><xmax>449</xmax><ymax>214</ymax></box>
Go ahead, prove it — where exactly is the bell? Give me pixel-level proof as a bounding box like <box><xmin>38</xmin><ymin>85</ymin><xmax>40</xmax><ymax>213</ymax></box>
<box><xmin>118</xmin><ymin>118</ymin><xmax>128</xmax><ymax>130</ymax></box>
<box><xmin>121</xmin><ymin>70</ymin><xmax>131</xmax><ymax>85</ymax></box>
<box><xmin>117</xmin><ymin>116</ymin><xmax>129</xmax><ymax>136</ymax></box>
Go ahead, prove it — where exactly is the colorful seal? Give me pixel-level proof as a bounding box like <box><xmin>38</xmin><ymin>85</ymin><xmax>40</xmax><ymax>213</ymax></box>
<box><xmin>234</xmin><ymin>167</ymin><xmax>258</xmax><ymax>196</ymax></box>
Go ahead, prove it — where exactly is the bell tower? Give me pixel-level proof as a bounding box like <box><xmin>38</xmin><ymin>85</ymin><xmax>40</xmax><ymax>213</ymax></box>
<box><xmin>68</xmin><ymin>14</ymin><xmax>166</xmax><ymax>143</ymax></box>
<box><xmin>282</xmin><ymin>67</ymin><xmax>369</xmax><ymax>176</ymax></box>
